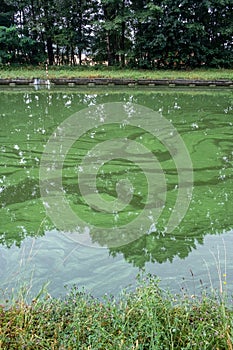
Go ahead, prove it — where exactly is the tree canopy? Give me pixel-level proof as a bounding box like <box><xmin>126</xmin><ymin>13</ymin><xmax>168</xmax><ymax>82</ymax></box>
<box><xmin>0</xmin><ymin>0</ymin><xmax>232</xmax><ymax>68</ymax></box>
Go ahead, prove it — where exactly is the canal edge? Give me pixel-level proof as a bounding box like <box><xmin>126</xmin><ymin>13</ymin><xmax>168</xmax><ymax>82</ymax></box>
<box><xmin>0</xmin><ymin>78</ymin><xmax>233</xmax><ymax>87</ymax></box>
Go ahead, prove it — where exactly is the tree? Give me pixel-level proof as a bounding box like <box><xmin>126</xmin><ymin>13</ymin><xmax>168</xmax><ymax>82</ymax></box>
<box><xmin>93</xmin><ymin>0</ymin><xmax>131</xmax><ymax>66</ymax></box>
<box><xmin>0</xmin><ymin>0</ymin><xmax>232</xmax><ymax>67</ymax></box>
<box><xmin>0</xmin><ymin>0</ymin><xmax>45</xmax><ymax>64</ymax></box>
<box><xmin>0</xmin><ymin>0</ymin><xmax>15</xmax><ymax>27</ymax></box>
<box><xmin>203</xmin><ymin>0</ymin><xmax>233</xmax><ymax>67</ymax></box>
<box><xmin>129</xmin><ymin>0</ymin><xmax>164</xmax><ymax>68</ymax></box>
<box><xmin>54</xmin><ymin>0</ymin><xmax>97</xmax><ymax>65</ymax></box>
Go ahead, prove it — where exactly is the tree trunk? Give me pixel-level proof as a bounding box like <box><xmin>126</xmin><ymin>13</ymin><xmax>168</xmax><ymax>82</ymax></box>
<box><xmin>121</xmin><ymin>21</ymin><xmax>125</xmax><ymax>67</ymax></box>
<box><xmin>46</xmin><ymin>36</ymin><xmax>54</xmax><ymax>65</ymax></box>
<box><xmin>56</xmin><ymin>44</ymin><xmax>60</xmax><ymax>65</ymax></box>
<box><xmin>120</xmin><ymin>0</ymin><xmax>125</xmax><ymax>67</ymax></box>
<box><xmin>107</xmin><ymin>31</ymin><xmax>113</xmax><ymax>66</ymax></box>
<box><xmin>78</xmin><ymin>50</ymin><xmax>82</xmax><ymax>65</ymax></box>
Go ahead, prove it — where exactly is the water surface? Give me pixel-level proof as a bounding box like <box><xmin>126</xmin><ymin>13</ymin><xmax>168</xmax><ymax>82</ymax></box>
<box><xmin>0</xmin><ymin>86</ymin><xmax>232</xmax><ymax>298</ymax></box>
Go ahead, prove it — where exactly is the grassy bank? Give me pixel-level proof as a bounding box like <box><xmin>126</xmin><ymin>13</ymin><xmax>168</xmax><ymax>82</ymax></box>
<box><xmin>0</xmin><ymin>65</ymin><xmax>233</xmax><ymax>80</ymax></box>
<box><xmin>0</xmin><ymin>276</ymin><xmax>232</xmax><ymax>349</ymax></box>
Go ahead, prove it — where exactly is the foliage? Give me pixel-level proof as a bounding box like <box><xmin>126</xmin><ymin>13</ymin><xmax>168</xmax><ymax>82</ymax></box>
<box><xmin>0</xmin><ymin>0</ymin><xmax>232</xmax><ymax>68</ymax></box>
<box><xmin>0</xmin><ymin>275</ymin><xmax>232</xmax><ymax>349</ymax></box>
<box><xmin>0</xmin><ymin>25</ymin><xmax>45</xmax><ymax>64</ymax></box>
<box><xmin>0</xmin><ymin>0</ymin><xmax>15</xmax><ymax>27</ymax></box>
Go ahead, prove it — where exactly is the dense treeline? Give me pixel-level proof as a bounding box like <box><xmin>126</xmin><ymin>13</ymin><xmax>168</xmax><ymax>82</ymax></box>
<box><xmin>0</xmin><ymin>0</ymin><xmax>232</xmax><ymax>68</ymax></box>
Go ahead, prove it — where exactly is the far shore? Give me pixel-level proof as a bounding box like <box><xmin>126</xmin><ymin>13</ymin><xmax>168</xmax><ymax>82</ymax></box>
<box><xmin>0</xmin><ymin>66</ymin><xmax>233</xmax><ymax>82</ymax></box>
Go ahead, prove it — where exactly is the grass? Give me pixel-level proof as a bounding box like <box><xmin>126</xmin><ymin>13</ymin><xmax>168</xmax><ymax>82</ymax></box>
<box><xmin>0</xmin><ymin>275</ymin><xmax>232</xmax><ymax>350</ymax></box>
<box><xmin>0</xmin><ymin>65</ymin><xmax>233</xmax><ymax>80</ymax></box>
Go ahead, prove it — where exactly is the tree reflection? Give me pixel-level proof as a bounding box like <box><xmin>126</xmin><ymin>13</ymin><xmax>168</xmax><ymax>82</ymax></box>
<box><xmin>109</xmin><ymin>232</ymin><xmax>204</xmax><ymax>268</ymax></box>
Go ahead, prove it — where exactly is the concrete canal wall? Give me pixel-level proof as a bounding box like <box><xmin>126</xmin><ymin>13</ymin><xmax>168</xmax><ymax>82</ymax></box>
<box><xmin>0</xmin><ymin>78</ymin><xmax>233</xmax><ymax>87</ymax></box>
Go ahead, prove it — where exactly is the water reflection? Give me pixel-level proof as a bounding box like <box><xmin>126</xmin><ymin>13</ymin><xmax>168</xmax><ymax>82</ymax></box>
<box><xmin>1</xmin><ymin>229</ymin><xmax>232</xmax><ymax>299</ymax></box>
<box><xmin>0</xmin><ymin>87</ymin><xmax>233</xmax><ymax>295</ymax></box>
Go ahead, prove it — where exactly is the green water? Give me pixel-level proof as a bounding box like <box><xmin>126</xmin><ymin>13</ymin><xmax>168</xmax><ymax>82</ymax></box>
<box><xmin>0</xmin><ymin>86</ymin><xmax>233</xmax><ymax>297</ymax></box>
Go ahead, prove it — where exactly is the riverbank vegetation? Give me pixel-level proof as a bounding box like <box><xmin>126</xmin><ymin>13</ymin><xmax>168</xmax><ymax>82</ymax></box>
<box><xmin>0</xmin><ymin>276</ymin><xmax>232</xmax><ymax>349</ymax></box>
<box><xmin>0</xmin><ymin>1</ymin><xmax>232</xmax><ymax>69</ymax></box>
<box><xmin>1</xmin><ymin>66</ymin><xmax>233</xmax><ymax>81</ymax></box>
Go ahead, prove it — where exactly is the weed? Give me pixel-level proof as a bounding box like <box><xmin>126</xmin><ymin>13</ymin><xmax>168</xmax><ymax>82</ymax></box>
<box><xmin>0</xmin><ymin>275</ymin><xmax>232</xmax><ymax>349</ymax></box>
